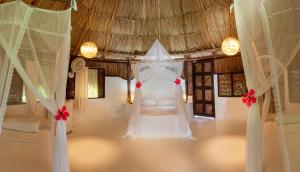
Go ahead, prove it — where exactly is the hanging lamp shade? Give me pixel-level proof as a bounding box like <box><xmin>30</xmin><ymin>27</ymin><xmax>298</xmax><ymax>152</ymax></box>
<box><xmin>80</xmin><ymin>42</ymin><xmax>98</xmax><ymax>58</ymax></box>
<box><xmin>221</xmin><ymin>37</ymin><xmax>240</xmax><ymax>56</ymax></box>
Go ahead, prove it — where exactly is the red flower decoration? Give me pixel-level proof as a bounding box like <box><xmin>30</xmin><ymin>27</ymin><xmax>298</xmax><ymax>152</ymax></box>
<box><xmin>174</xmin><ymin>78</ymin><xmax>181</xmax><ymax>85</ymax></box>
<box><xmin>55</xmin><ymin>105</ymin><xmax>69</xmax><ymax>121</ymax></box>
<box><xmin>135</xmin><ymin>81</ymin><xmax>142</xmax><ymax>89</ymax></box>
<box><xmin>242</xmin><ymin>89</ymin><xmax>257</xmax><ymax>107</ymax></box>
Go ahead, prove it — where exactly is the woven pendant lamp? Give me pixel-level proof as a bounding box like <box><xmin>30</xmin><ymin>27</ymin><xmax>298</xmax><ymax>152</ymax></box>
<box><xmin>221</xmin><ymin>7</ymin><xmax>240</xmax><ymax>56</ymax></box>
<box><xmin>80</xmin><ymin>42</ymin><xmax>98</xmax><ymax>58</ymax></box>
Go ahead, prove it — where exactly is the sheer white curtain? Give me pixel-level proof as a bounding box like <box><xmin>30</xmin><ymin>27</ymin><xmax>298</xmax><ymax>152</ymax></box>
<box><xmin>25</xmin><ymin>60</ymin><xmax>38</xmax><ymax>116</ymax></box>
<box><xmin>88</xmin><ymin>68</ymin><xmax>98</xmax><ymax>98</ymax></box>
<box><xmin>126</xmin><ymin>65</ymin><xmax>142</xmax><ymax>136</ymax></box>
<box><xmin>142</xmin><ymin>63</ymin><xmax>191</xmax><ymax>136</ymax></box>
<box><xmin>25</xmin><ymin>87</ymin><xmax>39</xmax><ymax>116</ymax></box>
<box><xmin>234</xmin><ymin>0</ymin><xmax>300</xmax><ymax>172</ymax></box>
<box><xmin>125</xmin><ymin>40</ymin><xmax>192</xmax><ymax>138</ymax></box>
<box><xmin>0</xmin><ymin>1</ymin><xmax>72</xmax><ymax>172</ymax></box>
<box><xmin>0</xmin><ymin>62</ymin><xmax>14</xmax><ymax>132</ymax></box>
<box><xmin>75</xmin><ymin>67</ymin><xmax>88</xmax><ymax>112</ymax></box>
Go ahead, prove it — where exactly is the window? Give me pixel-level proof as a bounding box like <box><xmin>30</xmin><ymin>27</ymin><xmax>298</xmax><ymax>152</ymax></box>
<box><xmin>88</xmin><ymin>69</ymin><xmax>98</xmax><ymax>98</ymax></box>
<box><xmin>22</xmin><ymin>85</ymin><xmax>26</xmax><ymax>103</ymax></box>
<box><xmin>288</xmin><ymin>56</ymin><xmax>300</xmax><ymax>103</ymax></box>
<box><xmin>7</xmin><ymin>70</ymin><xmax>24</xmax><ymax>105</ymax></box>
<box><xmin>88</xmin><ymin>68</ymin><xmax>105</xmax><ymax>98</ymax></box>
<box><xmin>218</xmin><ymin>73</ymin><xmax>247</xmax><ymax>97</ymax></box>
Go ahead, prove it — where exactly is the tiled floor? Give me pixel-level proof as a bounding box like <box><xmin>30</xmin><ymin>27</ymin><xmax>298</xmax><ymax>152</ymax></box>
<box><xmin>68</xmin><ymin>117</ymin><xmax>252</xmax><ymax>172</ymax></box>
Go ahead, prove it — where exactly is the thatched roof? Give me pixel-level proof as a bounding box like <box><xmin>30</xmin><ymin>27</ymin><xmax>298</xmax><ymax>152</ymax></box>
<box><xmin>1</xmin><ymin>0</ymin><xmax>237</xmax><ymax>58</ymax></box>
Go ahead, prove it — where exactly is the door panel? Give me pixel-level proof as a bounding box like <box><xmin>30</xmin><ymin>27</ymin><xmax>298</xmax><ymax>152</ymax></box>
<box><xmin>192</xmin><ymin>59</ymin><xmax>215</xmax><ymax>118</ymax></box>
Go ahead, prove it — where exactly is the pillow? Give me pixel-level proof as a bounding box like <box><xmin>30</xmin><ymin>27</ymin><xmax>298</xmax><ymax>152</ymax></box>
<box><xmin>157</xmin><ymin>98</ymin><xmax>175</xmax><ymax>106</ymax></box>
<box><xmin>2</xmin><ymin>117</ymin><xmax>40</xmax><ymax>133</ymax></box>
<box><xmin>142</xmin><ymin>98</ymin><xmax>156</xmax><ymax>106</ymax></box>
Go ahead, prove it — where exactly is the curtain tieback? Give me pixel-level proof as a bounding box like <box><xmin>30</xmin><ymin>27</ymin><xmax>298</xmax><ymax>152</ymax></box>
<box><xmin>55</xmin><ymin>105</ymin><xmax>70</xmax><ymax>121</ymax></box>
<box><xmin>174</xmin><ymin>78</ymin><xmax>181</xmax><ymax>85</ymax></box>
<box><xmin>135</xmin><ymin>81</ymin><xmax>142</xmax><ymax>89</ymax></box>
<box><xmin>242</xmin><ymin>89</ymin><xmax>257</xmax><ymax>107</ymax></box>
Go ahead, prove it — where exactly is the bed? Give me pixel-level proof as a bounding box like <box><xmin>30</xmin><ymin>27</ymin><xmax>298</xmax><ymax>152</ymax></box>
<box><xmin>142</xmin><ymin>105</ymin><xmax>177</xmax><ymax>116</ymax></box>
<box><xmin>0</xmin><ymin>118</ymin><xmax>52</xmax><ymax>172</ymax></box>
<box><xmin>135</xmin><ymin>105</ymin><xmax>190</xmax><ymax>138</ymax></box>
<box><xmin>275</xmin><ymin>111</ymin><xmax>300</xmax><ymax>172</ymax></box>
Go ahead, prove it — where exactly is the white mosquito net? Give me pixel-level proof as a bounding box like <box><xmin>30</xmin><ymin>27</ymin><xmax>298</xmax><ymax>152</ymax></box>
<box><xmin>234</xmin><ymin>0</ymin><xmax>300</xmax><ymax>172</ymax></box>
<box><xmin>0</xmin><ymin>1</ymin><xmax>72</xmax><ymax>172</ymax></box>
<box><xmin>125</xmin><ymin>40</ymin><xmax>192</xmax><ymax>138</ymax></box>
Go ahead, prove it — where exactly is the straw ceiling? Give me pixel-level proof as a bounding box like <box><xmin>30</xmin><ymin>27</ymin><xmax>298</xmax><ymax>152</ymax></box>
<box><xmin>0</xmin><ymin>0</ymin><xmax>237</xmax><ymax>57</ymax></box>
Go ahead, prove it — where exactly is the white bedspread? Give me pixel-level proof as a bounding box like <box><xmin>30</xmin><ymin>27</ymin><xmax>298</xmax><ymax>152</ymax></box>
<box><xmin>142</xmin><ymin>105</ymin><xmax>177</xmax><ymax>116</ymax></box>
<box><xmin>0</xmin><ymin>128</ymin><xmax>52</xmax><ymax>172</ymax></box>
<box><xmin>129</xmin><ymin>106</ymin><xmax>191</xmax><ymax>138</ymax></box>
<box><xmin>138</xmin><ymin>115</ymin><xmax>186</xmax><ymax>138</ymax></box>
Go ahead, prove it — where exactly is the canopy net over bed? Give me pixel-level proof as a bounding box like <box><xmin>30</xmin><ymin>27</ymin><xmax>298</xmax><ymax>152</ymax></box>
<box><xmin>125</xmin><ymin>40</ymin><xmax>192</xmax><ymax>139</ymax></box>
<box><xmin>0</xmin><ymin>1</ymin><xmax>73</xmax><ymax>172</ymax></box>
<box><xmin>234</xmin><ymin>0</ymin><xmax>300</xmax><ymax>172</ymax></box>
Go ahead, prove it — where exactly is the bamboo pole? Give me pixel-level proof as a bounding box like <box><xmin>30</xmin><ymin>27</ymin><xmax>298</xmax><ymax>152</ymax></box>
<box><xmin>180</xmin><ymin>0</ymin><xmax>189</xmax><ymax>51</ymax></box>
<box><xmin>74</xmin><ymin>1</ymin><xmax>98</xmax><ymax>55</ymax></box>
<box><xmin>157</xmin><ymin>0</ymin><xmax>161</xmax><ymax>40</ymax></box>
<box><xmin>126</xmin><ymin>60</ymin><xmax>132</xmax><ymax>103</ymax></box>
<box><xmin>104</xmin><ymin>0</ymin><xmax>120</xmax><ymax>52</ymax></box>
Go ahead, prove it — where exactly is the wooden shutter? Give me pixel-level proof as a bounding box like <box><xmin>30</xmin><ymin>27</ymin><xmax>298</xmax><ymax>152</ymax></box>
<box><xmin>218</xmin><ymin>73</ymin><xmax>247</xmax><ymax>97</ymax></box>
<box><xmin>97</xmin><ymin>68</ymin><xmax>105</xmax><ymax>98</ymax></box>
<box><xmin>192</xmin><ymin>59</ymin><xmax>215</xmax><ymax>118</ymax></box>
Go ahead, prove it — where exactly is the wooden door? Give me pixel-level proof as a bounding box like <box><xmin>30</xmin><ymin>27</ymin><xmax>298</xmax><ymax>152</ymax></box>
<box><xmin>192</xmin><ymin>59</ymin><xmax>215</xmax><ymax>118</ymax></box>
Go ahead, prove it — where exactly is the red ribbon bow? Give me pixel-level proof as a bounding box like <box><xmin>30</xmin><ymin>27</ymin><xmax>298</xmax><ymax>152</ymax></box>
<box><xmin>135</xmin><ymin>81</ymin><xmax>142</xmax><ymax>89</ymax></box>
<box><xmin>242</xmin><ymin>89</ymin><xmax>257</xmax><ymax>107</ymax></box>
<box><xmin>55</xmin><ymin>105</ymin><xmax>69</xmax><ymax>121</ymax></box>
<box><xmin>174</xmin><ymin>78</ymin><xmax>181</xmax><ymax>85</ymax></box>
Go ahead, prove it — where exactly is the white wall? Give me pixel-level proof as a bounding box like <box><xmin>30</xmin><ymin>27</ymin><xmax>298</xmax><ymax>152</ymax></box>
<box><xmin>5</xmin><ymin>77</ymin><xmax>129</xmax><ymax>121</ymax></box>
<box><xmin>76</xmin><ymin>75</ymin><xmax>247</xmax><ymax>121</ymax></box>
<box><xmin>213</xmin><ymin>75</ymin><xmax>247</xmax><ymax>121</ymax></box>
<box><xmin>5</xmin><ymin>103</ymin><xmax>47</xmax><ymax>117</ymax></box>
<box><xmin>75</xmin><ymin>77</ymin><xmax>128</xmax><ymax>121</ymax></box>
<box><xmin>5</xmin><ymin>75</ymin><xmax>247</xmax><ymax>122</ymax></box>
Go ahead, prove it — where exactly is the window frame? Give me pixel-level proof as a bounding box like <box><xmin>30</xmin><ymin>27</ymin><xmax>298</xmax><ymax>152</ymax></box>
<box><xmin>7</xmin><ymin>70</ymin><xmax>25</xmax><ymax>105</ymax></box>
<box><xmin>88</xmin><ymin>68</ymin><xmax>105</xmax><ymax>99</ymax></box>
<box><xmin>217</xmin><ymin>72</ymin><xmax>247</xmax><ymax>97</ymax></box>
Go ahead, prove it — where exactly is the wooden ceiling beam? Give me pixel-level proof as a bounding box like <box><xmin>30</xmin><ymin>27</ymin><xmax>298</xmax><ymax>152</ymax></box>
<box><xmin>130</xmin><ymin>19</ymin><xmax>138</xmax><ymax>54</ymax></box>
<box><xmin>66</xmin><ymin>0</ymin><xmax>232</xmax><ymax>55</ymax></box>
<box><xmin>104</xmin><ymin>0</ymin><xmax>120</xmax><ymax>52</ymax></box>
<box><xmin>195</xmin><ymin>0</ymin><xmax>218</xmax><ymax>50</ymax></box>
<box><xmin>156</xmin><ymin>0</ymin><xmax>161</xmax><ymax>40</ymax></box>
<box><xmin>180</xmin><ymin>0</ymin><xmax>189</xmax><ymax>51</ymax></box>
<box><xmin>74</xmin><ymin>0</ymin><xmax>98</xmax><ymax>55</ymax></box>
<box><xmin>140</xmin><ymin>0</ymin><xmax>146</xmax><ymax>52</ymax></box>
<box><xmin>72</xmin><ymin>24</ymin><xmax>230</xmax><ymax>38</ymax></box>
